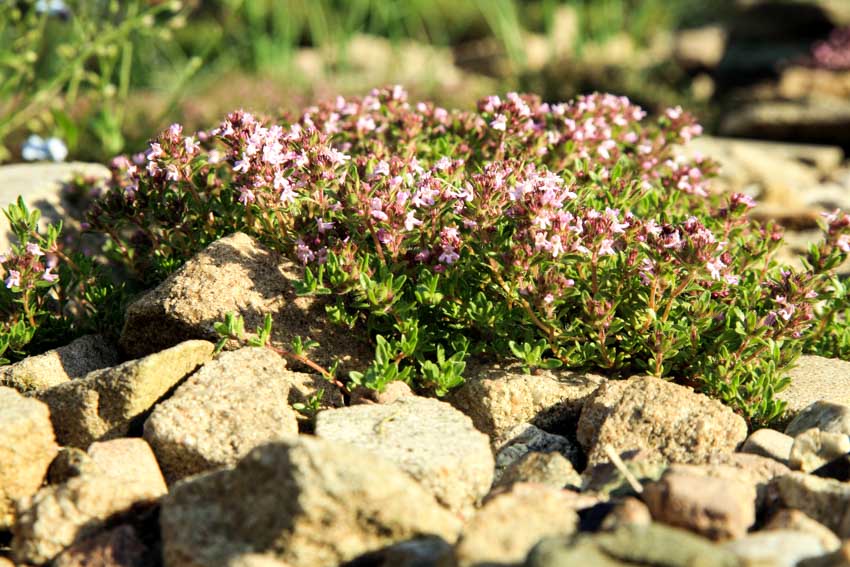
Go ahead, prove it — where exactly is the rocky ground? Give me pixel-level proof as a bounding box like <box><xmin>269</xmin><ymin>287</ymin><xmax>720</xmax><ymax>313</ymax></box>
<box><xmin>1</xmin><ymin>214</ymin><xmax>850</xmax><ymax>565</ymax></box>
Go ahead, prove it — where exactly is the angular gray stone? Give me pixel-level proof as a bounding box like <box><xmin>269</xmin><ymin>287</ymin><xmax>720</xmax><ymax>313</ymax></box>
<box><xmin>772</xmin><ymin>472</ymin><xmax>850</xmax><ymax>537</ymax></box>
<box><xmin>144</xmin><ymin>347</ymin><xmax>299</xmax><ymax>483</ymax></box>
<box><xmin>160</xmin><ymin>437</ymin><xmax>462</xmax><ymax>567</ymax></box>
<box><xmin>779</xmin><ymin>357</ymin><xmax>850</xmax><ymax>427</ymax></box>
<box><xmin>578</xmin><ymin>375</ymin><xmax>747</xmax><ymax>466</ymax></box>
<box><xmin>38</xmin><ymin>340</ymin><xmax>214</xmax><ymax>448</ymax></box>
<box><xmin>119</xmin><ymin>232</ymin><xmax>371</xmax><ymax>374</ymax></box>
<box><xmin>315</xmin><ymin>396</ymin><xmax>493</xmax><ymax>517</ymax></box>
<box><xmin>741</xmin><ymin>428</ymin><xmax>794</xmax><ymax>465</ymax></box>
<box><xmin>344</xmin><ymin>537</ymin><xmax>455</xmax><ymax>567</ymax></box>
<box><xmin>0</xmin><ymin>387</ymin><xmax>58</xmax><ymax>529</ymax></box>
<box><xmin>786</xmin><ymin>401</ymin><xmax>850</xmax><ymax>437</ymax></box>
<box><xmin>643</xmin><ymin>467</ymin><xmax>756</xmax><ymax>540</ymax></box>
<box><xmin>448</xmin><ymin>362</ymin><xmax>605</xmax><ymax>443</ymax></box>
<box><xmin>454</xmin><ymin>483</ymin><xmax>578</xmax><ymax>567</ymax></box>
<box><xmin>722</xmin><ymin>531</ymin><xmax>827</xmax><ymax>567</ymax></box>
<box><xmin>0</xmin><ymin>334</ymin><xmax>118</xmax><ymax>394</ymax></box>
<box><xmin>790</xmin><ymin>429</ymin><xmax>850</xmax><ymax>473</ymax></box>
<box><xmin>493</xmin><ymin>451</ymin><xmax>581</xmax><ymax>492</ymax></box>
<box><xmin>493</xmin><ymin>423</ymin><xmax>580</xmax><ymax>484</ymax></box>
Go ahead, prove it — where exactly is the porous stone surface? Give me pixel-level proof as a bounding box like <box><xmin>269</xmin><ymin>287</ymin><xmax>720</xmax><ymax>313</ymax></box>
<box><xmin>764</xmin><ymin>509</ymin><xmax>841</xmax><ymax>553</ymax></box>
<box><xmin>86</xmin><ymin>438</ymin><xmax>167</xmax><ymax>492</ymax></box>
<box><xmin>159</xmin><ymin>437</ymin><xmax>462</xmax><ymax>567</ymax></box>
<box><xmin>642</xmin><ymin>467</ymin><xmax>756</xmax><ymax>540</ymax></box>
<box><xmin>600</xmin><ymin>497</ymin><xmax>653</xmax><ymax>531</ymax></box>
<box><xmin>778</xmin><ymin>356</ymin><xmax>850</xmax><ymax>425</ymax></box>
<box><xmin>0</xmin><ymin>387</ymin><xmax>58</xmax><ymax>529</ymax></box>
<box><xmin>51</xmin><ymin>524</ymin><xmax>151</xmax><ymax>567</ymax></box>
<box><xmin>0</xmin><ymin>334</ymin><xmax>119</xmax><ymax>394</ymax></box>
<box><xmin>525</xmin><ymin>524</ymin><xmax>740</xmax><ymax>567</ymax></box>
<box><xmin>493</xmin><ymin>451</ymin><xmax>582</xmax><ymax>492</ymax></box>
<box><xmin>47</xmin><ymin>447</ymin><xmax>99</xmax><ymax>484</ymax></box>
<box><xmin>454</xmin><ymin>483</ymin><xmax>578</xmax><ymax>567</ymax></box>
<box><xmin>314</xmin><ymin>396</ymin><xmax>493</xmax><ymax>517</ymax></box>
<box><xmin>119</xmin><ymin>232</ymin><xmax>371</xmax><ymax>373</ymax></box>
<box><xmin>741</xmin><ymin>428</ymin><xmax>794</xmax><ymax>465</ymax></box>
<box><xmin>144</xmin><ymin>347</ymin><xmax>299</xmax><ymax>483</ymax></box>
<box><xmin>772</xmin><ymin>472</ymin><xmax>850</xmax><ymax>537</ymax></box>
<box><xmin>493</xmin><ymin>423</ymin><xmax>581</xmax><ymax>483</ymax></box>
<box><xmin>447</xmin><ymin>362</ymin><xmax>605</xmax><ymax>442</ymax></box>
<box><xmin>699</xmin><ymin>454</ymin><xmax>791</xmax><ymax>508</ymax></box>
<box><xmin>577</xmin><ymin>375</ymin><xmax>748</xmax><ymax>466</ymax></box>
<box><xmin>789</xmin><ymin>428</ymin><xmax>850</xmax><ymax>472</ymax></box>
<box><xmin>721</xmin><ymin>530</ymin><xmax>827</xmax><ymax>567</ymax></box>
<box><xmin>12</xmin><ymin>463</ymin><xmax>167</xmax><ymax>564</ymax></box>
<box><xmin>786</xmin><ymin>400</ymin><xmax>850</xmax><ymax>437</ymax></box>
<box><xmin>38</xmin><ymin>340</ymin><xmax>214</xmax><ymax>448</ymax></box>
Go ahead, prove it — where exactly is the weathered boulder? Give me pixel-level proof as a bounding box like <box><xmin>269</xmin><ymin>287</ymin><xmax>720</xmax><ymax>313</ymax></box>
<box><xmin>119</xmin><ymin>232</ymin><xmax>371</xmax><ymax>374</ymax></box>
<box><xmin>315</xmin><ymin>396</ymin><xmax>493</xmax><ymax>517</ymax></box>
<box><xmin>160</xmin><ymin>437</ymin><xmax>462</xmax><ymax>567</ymax></box>
<box><xmin>577</xmin><ymin>375</ymin><xmax>747</xmax><ymax>466</ymax></box>
<box><xmin>0</xmin><ymin>334</ymin><xmax>118</xmax><ymax>394</ymax></box>
<box><xmin>779</xmin><ymin>357</ymin><xmax>850</xmax><ymax>427</ymax></box>
<box><xmin>0</xmin><ymin>387</ymin><xmax>58</xmax><ymax>529</ymax></box>
<box><xmin>789</xmin><ymin>428</ymin><xmax>850</xmax><ymax>472</ymax></box>
<box><xmin>144</xmin><ymin>347</ymin><xmax>299</xmax><ymax>483</ymax></box>
<box><xmin>786</xmin><ymin>400</ymin><xmax>850</xmax><ymax>437</ymax></box>
<box><xmin>772</xmin><ymin>472</ymin><xmax>850</xmax><ymax>537</ymax></box>
<box><xmin>38</xmin><ymin>340</ymin><xmax>214</xmax><ymax>448</ymax></box>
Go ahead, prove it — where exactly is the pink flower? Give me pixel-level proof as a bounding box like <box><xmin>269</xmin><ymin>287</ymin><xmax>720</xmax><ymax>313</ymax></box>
<box><xmin>706</xmin><ymin>257</ymin><xmax>726</xmax><ymax>280</ymax></box>
<box><xmin>404</xmin><ymin>211</ymin><xmax>422</xmax><ymax>231</ymax></box>
<box><xmin>42</xmin><ymin>268</ymin><xmax>58</xmax><ymax>283</ymax></box>
<box><xmin>490</xmin><ymin>114</ymin><xmax>507</xmax><ymax>131</ymax></box>
<box><xmin>598</xmin><ymin>239</ymin><xmax>616</xmax><ymax>256</ymax></box>
<box><xmin>5</xmin><ymin>270</ymin><xmax>20</xmax><ymax>288</ymax></box>
<box><xmin>370</xmin><ymin>198</ymin><xmax>388</xmax><ymax>221</ymax></box>
<box><xmin>237</xmin><ymin>186</ymin><xmax>255</xmax><ymax>205</ymax></box>
<box><xmin>438</xmin><ymin>246</ymin><xmax>460</xmax><ymax>265</ymax></box>
<box><xmin>26</xmin><ymin>243</ymin><xmax>43</xmax><ymax>257</ymax></box>
<box><xmin>316</xmin><ymin>219</ymin><xmax>334</xmax><ymax>233</ymax></box>
<box><xmin>837</xmin><ymin>234</ymin><xmax>850</xmax><ymax>253</ymax></box>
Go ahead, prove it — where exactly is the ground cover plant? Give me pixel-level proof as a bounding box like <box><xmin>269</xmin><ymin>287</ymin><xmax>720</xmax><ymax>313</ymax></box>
<box><xmin>4</xmin><ymin>86</ymin><xmax>850</xmax><ymax>425</ymax></box>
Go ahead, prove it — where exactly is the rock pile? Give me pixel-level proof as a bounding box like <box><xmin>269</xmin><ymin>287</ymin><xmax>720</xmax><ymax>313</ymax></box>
<box><xmin>1</xmin><ymin>232</ymin><xmax>850</xmax><ymax>566</ymax></box>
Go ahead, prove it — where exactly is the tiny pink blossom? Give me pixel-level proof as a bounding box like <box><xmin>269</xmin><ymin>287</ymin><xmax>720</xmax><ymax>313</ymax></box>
<box><xmin>5</xmin><ymin>270</ymin><xmax>20</xmax><ymax>288</ymax></box>
<box><xmin>26</xmin><ymin>243</ymin><xmax>43</xmax><ymax>256</ymax></box>
<box><xmin>490</xmin><ymin>114</ymin><xmax>507</xmax><ymax>131</ymax></box>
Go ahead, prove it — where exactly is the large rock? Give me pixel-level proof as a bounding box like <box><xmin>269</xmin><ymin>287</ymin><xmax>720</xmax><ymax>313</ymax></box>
<box><xmin>577</xmin><ymin>375</ymin><xmax>747</xmax><ymax>466</ymax></box>
<box><xmin>0</xmin><ymin>162</ymin><xmax>109</xmax><ymax>252</ymax></box>
<box><xmin>779</xmin><ymin>357</ymin><xmax>850</xmax><ymax>427</ymax></box>
<box><xmin>493</xmin><ymin>423</ymin><xmax>581</xmax><ymax>485</ymax></box>
<box><xmin>448</xmin><ymin>362</ymin><xmax>605</xmax><ymax>443</ymax></box>
<box><xmin>38</xmin><ymin>340</ymin><xmax>214</xmax><ymax>448</ymax></box>
<box><xmin>786</xmin><ymin>400</ymin><xmax>850</xmax><ymax>437</ymax></box>
<box><xmin>0</xmin><ymin>334</ymin><xmax>119</xmax><ymax>394</ymax></box>
<box><xmin>454</xmin><ymin>483</ymin><xmax>579</xmax><ymax>567</ymax></box>
<box><xmin>12</xmin><ymin>441</ymin><xmax>167</xmax><ymax>565</ymax></box>
<box><xmin>0</xmin><ymin>387</ymin><xmax>58</xmax><ymax>529</ymax></box>
<box><xmin>160</xmin><ymin>437</ymin><xmax>462</xmax><ymax>567</ymax></box>
<box><xmin>789</xmin><ymin>428</ymin><xmax>850</xmax><ymax>472</ymax></box>
<box><xmin>643</xmin><ymin>467</ymin><xmax>756</xmax><ymax>540</ymax></box>
<box><xmin>144</xmin><ymin>347</ymin><xmax>299</xmax><ymax>483</ymax></box>
<box><xmin>719</xmin><ymin>99</ymin><xmax>850</xmax><ymax>148</ymax></box>
<box><xmin>772</xmin><ymin>472</ymin><xmax>850</xmax><ymax>537</ymax></box>
<box><xmin>314</xmin><ymin>396</ymin><xmax>493</xmax><ymax>517</ymax></box>
<box><xmin>119</xmin><ymin>232</ymin><xmax>371</xmax><ymax>373</ymax></box>
<box><xmin>525</xmin><ymin>524</ymin><xmax>739</xmax><ymax>567</ymax></box>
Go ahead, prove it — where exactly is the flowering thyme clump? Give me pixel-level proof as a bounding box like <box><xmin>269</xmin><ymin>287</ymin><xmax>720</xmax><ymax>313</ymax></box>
<box><xmin>85</xmin><ymin>86</ymin><xmax>850</xmax><ymax>424</ymax></box>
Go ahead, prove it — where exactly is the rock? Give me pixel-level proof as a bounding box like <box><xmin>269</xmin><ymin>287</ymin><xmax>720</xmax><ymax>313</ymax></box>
<box><xmin>447</xmin><ymin>362</ymin><xmax>605</xmax><ymax>443</ymax></box>
<box><xmin>160</xmin><ymin>437</ymin><xmax>462</xmax><ymax>567</ymax></box>
<box><xmin>493</xmin><ymin>451</ymin><xmax>581</xmax><ymax>492</ymax></box>
<box><xmin>722</xmin><ymin>530</ymin><xmax>827</xmax><ymax>567</ymax></box>
<box><xmin>790</xmin><ymin>429</ymin><xmax>850</xmax><ymax>472</ymax></box>
<box><xmin>0</xmin><ymin>335</ymin><xmax>119</xmax><ymax>394</ymax></box>
<box><xmin>642</xmin><ymin>467</ymin><xmax>756</xmax><ymax>540</ymax></box>
<box><xmin>86</xmin><ymin>438</ymin><xmax>167</xmax><ymax>492</ymax></box>
<box><xmin>719</xmin><ymin>99</ymin><xmax>850</xmax><ymax>150</ymax></box>
<box><xmin>493</xmin><ymin>423</ymin><xmax>581</xmax><ymax>484</ymax></box>
<box><xmin>780</xmin><ymin>67</ymin><xmax>850</xmax><ymax>103</ymax></box>
<box><xmin>799</xmin><ymin>541</ymin><xmax>850</xmax><ymax>567</ymax></box>
<box><xmin>0</xmin><ymin>387</ymin><xmax>58</xmax><ymax>529</ymax></box>
<box><xmin>144</xmin><ymin>347</ymin><xmax>299</xmax><ymax>483</ymax></box>
<box><xmin>12</xmin><ymin>465</ymin><xmax>166</xmax><ymax>564</ymax></box>
<box><xmin>772</xmin><ymin>472</ymin><xmax>850</xmax><ymax>537</ymax></box>
<box><xmin>704</xmin><ymin>453</ymin><xmax>792</xmax><ymax>508</ymax></box>
<box><xmin>314</xmin><ymin>396</ymin><xmax>493</xmax><ymax>517</ymax></box>
<box><xmin>0</xmin><ymin>162</ymin><xmax>110</xmax><ymax>252</ymax></box>
<box><xmin>674</xmin><ymin>26</ymin><xmax>727</xmax><ymax>70</ymax></box>
<box><xmin>600</xmin><ymin>497</ymin><xmax>653</xmax><ymax>531</ymax></box>
<box><xmin>525</xmin><ymin>524</ymin><xmax>740</xmax><ymax>567</ymax></box>
<box><xmin>764</xmin><ymin>509</ymin><xmax>841</xmax><ymax>552</ymax></box>
<box><xmin>741</xmin><ymin>428</ymin><xmax>794</xmax><ymax>465</ymax></box>
<box><xmin>119</xmin><ymin>232</ymin><xmax>371</xmax><ymax>374</ymax></box>
<box><xmin>51</xmin><ymin>525</ymin><xmax>151</xmax><ymax>567</ymax></box>
<box><xmin>779</xmin><ymin>357</ymin><xmax>850</xmax><ymax>427</ymax></box>
<box><xmin>786</xmin><ymin>400</ymin><xmax>850</xmax><ymax>437</ymax></box>
<box><xmin>349</xmin><ymin>380</ymin><xmax>414</xmax><ymax>405</ymax></box>
<box><xmin>38</xmin><ymin>340</ymin><xmax>214</xmax><ymax>448</ymax></box>
<box><xmin>581</xmin><ymin>453</ymin><xmax>668</xmax><ymax>497</ymax></box>
<box><xmin>47</xmin><ymin>447</ymin><xmax>99</xmax><ymax>484</ymax></box>
<box><xmin>577</xmin><ymin>375</ymin><xmax>747</xmax><ymax>466</ymax></box>
<box><xmin>454</xmin><ymin>483</ymin><xmax>578</xmax><ymax>567</ymax></box>
<box><xmin>225</xmin><ymin>555</ymin><xmax>291</xmax><ymax>567</ymax></box>
<box><xmin>345</xmin><ymin>537</ymin><xmax>455</xmax><ymax>567</ymax></box>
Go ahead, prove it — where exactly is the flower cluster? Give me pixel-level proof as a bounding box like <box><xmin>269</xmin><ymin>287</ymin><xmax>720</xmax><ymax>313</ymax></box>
<box><xmin>809</xmin><ymin>26</ymin><xmax>850</xmax><ymax>71</ymax></box>
<box><xmin>81</xmin><ymin>86</ymin><xmax>850</xmax><ymax>424</ymax></box>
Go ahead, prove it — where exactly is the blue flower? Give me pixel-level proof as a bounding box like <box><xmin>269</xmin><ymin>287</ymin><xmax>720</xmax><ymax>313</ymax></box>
<box><xmin>21</xmin><ymin>135</ymin><xmax>68</xmax><ymax>162</ymax></box>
